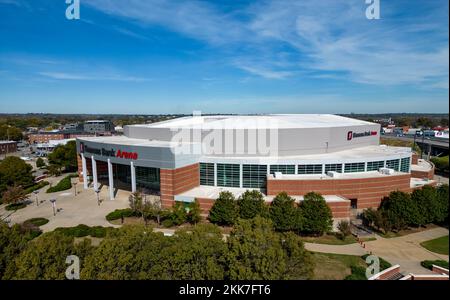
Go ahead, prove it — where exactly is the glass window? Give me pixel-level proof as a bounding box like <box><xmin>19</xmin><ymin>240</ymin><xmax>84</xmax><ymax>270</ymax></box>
<box><xmin>217</xmin><ymin>164</ymin><xmax>240</xmax><ymax>188</ymax></box>
<box><xmin>344</xmin><ymin>162</ymin><xmax>365</xmax><ymax>173</ymax></box>
<box><xmin>386</xmin><ymin>159</ymin><xmax>400</xmax><ymax>171</ymax></box>
<box><xmin>367</xmin><ymin>161</ymin><xmax>384</xmax><ymax>171</ymax></box>
<box><xmin>325</xmin><ymin>163</ymin><xmax>342</xmax><ymax>173</ymax></box>
<box><xmin>270</xmin><ymin>165</ymin><xmax>295</xmax><ymax>175</ymax></box>
<box><xmin>243</xmin><ymin>164</ymin><xmax>267</xmax><ymax>188</ymax></box>
<box><xmin>200</xmin><ymin>163</ymin><xmax>214</xmax><ymax>186</ymax></box>
<box><xmin>298</xmin><ymin>164</ymin><xmax>323</xmax><ymax>174</ymax></box>
<box><xmin>136</xmin><ymin>166</ymin><xmax>160</xmax><ymax>191</ymax></box>
<box><xmin>400</xmin><ymin>157</ymin><xmax>410</xmax><ymax>173</ymax></box>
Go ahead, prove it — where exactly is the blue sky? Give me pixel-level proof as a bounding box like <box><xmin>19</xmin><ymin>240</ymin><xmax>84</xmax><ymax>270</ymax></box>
<box><xmin>0</xmin><ymin>0</ymin><xmax>448</xmax><ymax>114</ymax></box>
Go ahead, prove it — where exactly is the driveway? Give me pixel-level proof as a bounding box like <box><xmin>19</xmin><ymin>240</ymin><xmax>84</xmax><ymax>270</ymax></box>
<box><xmin>0</xmin><ymin>177</ymin><xmax>130</xmax><ymax>232</ymax></box>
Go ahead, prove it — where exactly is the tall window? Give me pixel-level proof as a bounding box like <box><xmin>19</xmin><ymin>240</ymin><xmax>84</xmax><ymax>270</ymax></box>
<box><xmin>136</xmin><ymin>166</ymin><xmax>160</xmax><ymax>191</ymax></box>
<box><xmin>400</xmin><ymin>157</ymin><xmax>411</xmax><ymax>173</ymax></box>
<box><xmin>217</xmin><ymin>164</ymin><xmax>240</xmax><ymax>188</ymax></box>
<box><xmin>200</xmin><ymin>163</ymin><xmax>214</xmax><ymax>186</ymax></box>
<box><xmin>270</xmin><ymin>165</ymin><xmax>295</xmax><ymax>175</ymax></box>
<box><xmin>243</xmin><ymin>164</ymin><xmax>267</xmax><ymax>188</ymax></box>
<box><xmin>386</xmin><ymin>159</ymin><xmax>400</xmax><ymax>171</ymax></box>
<box><xmin>298</xmin><ymin>164</ymin><xmax>323</xmax><ymax>174</ymax></box>
<box><xmin>367</xmin><ymin>161</ymin><xmax>384</xmax><ymax>171</ymax></box>
<box><xmin>325</xmin><ymin>163</ymin><xmax>342</xmax><ymax>173</ymax></box>
<box><xmin>344</xmin><ymin>162</ymin><xmax>365</xmax><ymax>173</ymax></box>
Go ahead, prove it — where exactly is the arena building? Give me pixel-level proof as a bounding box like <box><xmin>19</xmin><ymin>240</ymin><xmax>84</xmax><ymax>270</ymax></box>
<box><xmin>76</xmin><ymin>114</ymin><xmax>435</xmax><ymax>225</ymax></box>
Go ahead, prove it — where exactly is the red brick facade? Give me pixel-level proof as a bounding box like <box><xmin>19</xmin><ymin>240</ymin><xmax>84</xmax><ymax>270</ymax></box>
<box><xmin>0</xmin><ymin>141</ymin><xmax>17</xmax><ymax>154</ymax></box>
<box><xmin>160</xmin><ymin>163</ymin><xmax>200</xmax><ymax>209</ymax></box>
<box><xmin>266</xmin><ymin>174</ymin><xmax>412</xmax><ymax>209</ymax></box>
<box><xmin>411</xmin><ymin>161</ymin><xmax>435</xmax><ymax>180</ymax></box>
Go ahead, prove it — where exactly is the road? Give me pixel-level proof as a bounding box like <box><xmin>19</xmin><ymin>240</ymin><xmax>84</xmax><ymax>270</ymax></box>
<box><xmin>381</xmin><ymin>134</ymin><xmax>449</xmax><ymax>148</ymax></box>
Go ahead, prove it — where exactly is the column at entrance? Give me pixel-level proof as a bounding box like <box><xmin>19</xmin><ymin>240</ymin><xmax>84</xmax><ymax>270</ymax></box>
<box><xmin>91</xmin><ymin>156</ymin><xmax>98</xmax><ymax>191</ymax></box>
<box><xmin>81</xmin><ymin>154</ymin><xmax>88</xmax><ymax>189</ymax></box>
<box><xmin>107</xmin><ymin>158</ymin><xmax>114</xmax><ymax>200</ymax></box>
<box><xmin>130</xmin><ymin>162</ymin><xmax>136</xmax><ymax>193</ymax></box>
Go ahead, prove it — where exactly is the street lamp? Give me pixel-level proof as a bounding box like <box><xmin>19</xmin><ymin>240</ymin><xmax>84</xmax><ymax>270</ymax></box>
<box><xmin>94</xmin><ymin>188</ymin><xmax>100</xmax><ymax>206</ymax></box>
<box><xmin>33</xmin><ymin>190</ymin><xmax>39</xmax><ymax>206</ymax></box>
<box><xmin>72</xmin><ymin>178</ymin><xmax>77</xmax><ymax>197</ymax></box>
<box><xmin>49</xmin><ymin>198</ymin><xmax>57</xmax><ymax>216</ymax></box>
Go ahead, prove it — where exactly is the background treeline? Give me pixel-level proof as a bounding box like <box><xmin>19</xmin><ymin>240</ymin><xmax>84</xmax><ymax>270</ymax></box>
<box><xmin>0</xmin><ymin>217</ymin><xmax>314</xmax><ymax>280</ymax></box>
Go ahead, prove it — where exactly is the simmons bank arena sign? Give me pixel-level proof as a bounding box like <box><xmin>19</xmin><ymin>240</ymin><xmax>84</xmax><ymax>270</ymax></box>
<box><xmin>79</xmin><ymin>142</ymin><xmax>138</xmax><ymax>160</ymax></box>
<box><xmin>347</xmin><ymin>130</ymin><xmax>378</xmax><ymax>141</ymax></box>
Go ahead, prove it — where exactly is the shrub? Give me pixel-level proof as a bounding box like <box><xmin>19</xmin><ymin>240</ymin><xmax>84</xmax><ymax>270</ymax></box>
<box><xmin>168</xmin><ymin>202</ymin><xmax>187</xmax><ymax>226</ymax></box>
<box><xmin>344</xmin><ymin>266</ymin><xmax>367</xmax><ymax>280</ymax></box>
<box><xmin>209</xmin><ymin>191</ymin><xmax>238</xmax><ymax>226</ymax></box>
<box><xmin>46</xmin><ymin>175</ymin><xmax>72</xmax><ymax>193</ymax></box>
<box><xmin>105</xmin><ymin>208</ymin><xmax>134</xmax><ymax>221</ymax></box>
<box><xmin>5</xmin><ymin>203</ymin><xmax>26</xmax><ymax>211</ymax></box>
<box><xmin>36</xmin><ymin>158</ymin><xmax>45</xmax><ymax>168</ymax></box>
<box><xmin>421</xmin><ymin>260</ymin><xmax>449</xmax><ymax>270</ymax></box>
<box><xmin>187</xmin><ymin>199</ymin><xmax>202</xmax><ymax>224</ymax></box>
<box><xmin>337</xmin><ymin>220</ymin><xmax>352</xmax><ymax>239</ymax></box>
<box><xmin>24</xmin><ymin>181</ymin><xmax>49</xmax><ymax>194</ymax></box>
<box><xmin>237</xmin><ymin>190</ymin><xmax>268</xmax><ymax>219</ymax></box>
<box><xmin>23</xmin><ymin>218</ymin><xmax>49</xmax><ymax>227</ymax></box>
<box><xmin>55</xmin><ymin>224</ymin><xmax>114</xmax><ymax>238</ymax></box>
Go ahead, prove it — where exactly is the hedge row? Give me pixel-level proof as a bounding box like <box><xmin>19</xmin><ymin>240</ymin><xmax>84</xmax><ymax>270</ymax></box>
<box><xmin>24</xmin><ymin>181</ymin><xmax>50</xmax><ymax>194</ymax></box>
<box><xmin>23</xmin><ymin>218</ymin><xmax>49</xmax><ymax>227</ymax></box>
<box><xmin>54</xmin><ymin>224</ymin><xmax>116</xmax><ymax>238</ymax></box>
<box><xmin>105</xmin><ymin>208</ymin><xmax>135</xmax><ymax>221</ymax></box>
<box><xmin>421</xmin><ymin>260</ymin><xmax>449</xmax><ymax>270</ymax></box>
<box><xmin>46</xmin><ymin>176</ymin><xmax>72</xmax><ymax>193</ymax></box>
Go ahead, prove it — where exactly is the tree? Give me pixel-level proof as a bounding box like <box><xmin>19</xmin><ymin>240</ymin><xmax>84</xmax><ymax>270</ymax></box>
<box><xmin>269</xmin><ymin>192</ymin><xmax>301</xmax><ymax>232</ymax></box>
<box><xmin>129</xmin><ymin>192</ymin><xmax>143</xmax><ymax>216</ymax></box>
<box><xmin>36</xmin><ymin>157</ymin><xmax>45</xmax><ymax>168</ymax></box>
<box><xmin>187</xmin><ymin>199</ymin><xmax>202</xmax><ymax>224</ymax></box>
<box><xmin>381</xmin><ymin>191</ymin><xmax>422</xmax><ymax>229</ymax></box>
<box><xmin>300</xmin><ymin>192</ymin><xmax>333</xmax><ymax>236</ymax></box>
<box><xmin>81</xmin><ymin>225</ymin><xmax>173</xmax><ymax>280</ymax></box>
<box><xmin>237</xmin><ymin>190</ymin><xmax>268</xmax><ymax>219</ymax></box>
<box><xmin>0</xmin><ymin>221</ymin><xmax>38</xmax><ymax>279</ymax></box>
<box><xmin>0</xmin><ymin>156</ymin><xmax>34</xmax><ymax>196</ymax></box>
<box><xmin>8</xmin><ymin>231</ymin><xmax>90</xmax><ymax>280</ymax></box>
<box><xmin>436</xmin><ymin>184</ymin><xmax>449</xmax><ymax>224</ymax></box>
<box><xmin>0</xmin><ymin>125</ymin><xmax>23</xmax><ymax>141</ymax></box>
<box><xmin>226</xmin><ymin>217</ymin><xmax>314</xmax><ymax>280</ymax></box>
<box><xmin>337</xmin><ymin>220</ymin><xmax>351</xmax><ymax>240</ymax></box>
<box><xmin>161</xmin><ymin>224</ymin><xmax>227</xmax><ymax>279</ymax></box>
<box><xmin>47</xmin><ymin>141</ymin><xmax>77</xmax><ymax>173</ymax></box>
<box><xmin>169</xmin><ymin>202</ymin><xmax>187</xmax><ymax>226</ymax></box>
<box><xmin>1</xmin><ymin>185</ymin><xmax>27</xmax><ymax>205</ymax></box>
<box><xmin>208</xmin><ymin>191</ymin><xmax>238</xmax><ymax>226</ymax></box>
<box><xmin>411</xmin><ymin>185</ymin><xmax>438</xmax><ymax>225</ymax></box>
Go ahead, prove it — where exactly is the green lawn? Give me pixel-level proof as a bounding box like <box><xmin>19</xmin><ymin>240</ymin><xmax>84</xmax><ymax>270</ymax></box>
<box><xmin>420</xmin><ymin>235</ymin><xmax>449</xmax><ymax>255</ymax></box>
<box><xmin>312</xmin><ymin>252</ymin><xmax>367</xmax><ymax>280</ymax></box>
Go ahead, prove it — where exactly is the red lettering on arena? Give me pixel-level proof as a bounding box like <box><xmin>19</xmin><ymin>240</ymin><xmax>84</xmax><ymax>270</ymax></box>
<box><xmin>116</xmin><ymin>149</ymin><xmax>138</xmax><ymax>160</ymax></box>
<box><xmin>370</xmin><ymin>131</ymin><xmax>378</xmax><ymax>136</ymax></box>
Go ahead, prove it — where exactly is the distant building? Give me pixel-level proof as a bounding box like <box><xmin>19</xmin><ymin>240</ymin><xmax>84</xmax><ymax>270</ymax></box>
<box><xmin>63</xmin><ymin>123</ymin><xmax>84</xmax><ymax>132</ymax></box>
<box><xmin>83</xmin><ymin>120</ymin><xmax>115</xmax><ymax>135</ymax></box>
<box><xmin>28</xmin><ymin>131</ymin><xmax>94</xmax><ymax>144</ymax></box>
<box><xmin>0</xmin><ymin>140</ymin><xmax>17</xmax><ymax>155</ymax></box>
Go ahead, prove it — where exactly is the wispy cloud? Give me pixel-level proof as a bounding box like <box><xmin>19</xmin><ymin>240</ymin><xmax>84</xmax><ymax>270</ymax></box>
<box><xmin>84</xmin><ymin>0</ymin><xmax>448</xmax><ymax>88</ymax></box>
<box><xmin>38</xmin><ymin>71</ymin><xmax>151</xmax><ymax>82</ymax></box>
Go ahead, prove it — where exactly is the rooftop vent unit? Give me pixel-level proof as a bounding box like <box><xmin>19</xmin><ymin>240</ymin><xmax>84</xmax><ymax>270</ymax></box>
<box><xmin>379</xmin><ymin>167</ymin><xmax>395</xmax><ymax>175</ymax></box>
<box><xmin>327</xmin><ymin>171</ymin><xmax>340</xmax><ymax>178</ymax></box>
<box><xmin>274</xmin><ymin>172</ymin><xmax>283</xmax><ymax>179</ymax></box>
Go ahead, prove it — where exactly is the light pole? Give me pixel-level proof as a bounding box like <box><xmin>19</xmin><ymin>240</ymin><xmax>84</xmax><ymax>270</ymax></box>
<box><xmin>33</xmin><ymin>190</ymin><xmax>39</xmax><ymax>206</ymax></box>
<box><xmin>72</xmin><ymin>178</ymin><xmax>77</xmax><ymax>197</ymax></box>
<box><xmin>50</xmin><ymin>198</ymin><xmax>56</xmax><ymax>216</ymax></box>
<box><xmin>95</xmin><ymin>188</ymin><xmax>100</xmax><ymax>206</ymax></box>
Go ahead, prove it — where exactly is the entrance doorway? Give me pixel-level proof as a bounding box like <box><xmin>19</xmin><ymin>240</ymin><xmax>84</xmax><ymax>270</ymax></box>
<box><xmin>350</xmin><ymin>198</ymin><xmax>358</xmax><ymax>209</ymax></box>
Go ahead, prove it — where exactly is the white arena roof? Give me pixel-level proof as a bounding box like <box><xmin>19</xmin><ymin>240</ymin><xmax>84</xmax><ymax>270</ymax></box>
<box><xmin>128</xmin><ymin>114</ymin><xmax>375</xmax><ymax>129</ymax></box>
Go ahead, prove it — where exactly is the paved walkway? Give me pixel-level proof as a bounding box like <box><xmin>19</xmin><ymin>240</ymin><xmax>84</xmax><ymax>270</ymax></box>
<box><xmin>0</xmin><ymin>176</ymin><xmax>130</xmax><ymax>232</ymax></box>
<box><xmin>304</xmin><ymin>242</ymin><xmax>368</xmax><ymax>256</ymax></box>
<box><xmin>364</xmin><ymin>227</ymin><xmax>449</xmax><ymax>274</ymax></box>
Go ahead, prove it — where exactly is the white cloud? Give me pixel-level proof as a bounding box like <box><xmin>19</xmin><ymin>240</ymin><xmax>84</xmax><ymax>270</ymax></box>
<box><xmin>38</xmin><ymin>71</ymin><xmax>151</xmax><ymax>82</ymax></box>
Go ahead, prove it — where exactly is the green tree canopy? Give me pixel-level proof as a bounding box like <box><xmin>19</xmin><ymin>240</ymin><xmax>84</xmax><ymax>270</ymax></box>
<box><xmin>0</xmin><ymin>156</ymin><xmax>34</xmax><ymax>197</ymax></box>
<box><xmin>237</xmin><ymin>190</ymin><xmax>268</xmax><ymax>219</ymax></box>
<box><xmin>0</xmin><ymin>125</ymin><xmax>23</xmax><ymax>141</ymax></box>
<box><xmin>227</xmin><ymin>217</ymin><xmax>314</xmax><ymax>280</ymax></box>
<box><xmin>187</xmin><ymin>199</ymin><xmax>202</xmax><ymax>224</ymax></box>
<box><xmin>47</xmin><ymin>140</ymin><xmax>77</xmax><ymax>173</ymax></box>
<box><xmin>381</xmin><ymin>191</ymin><xmax>422</xmax><ymax>229</ymax></box>
<box><xmin>436</xmin><ymin>184</ymin><xmax>449</xmax><ymax>224</ymax></box>
<box><xmin>411</xmin><ymin>185</ymin><xmax>439</xmax><ymax>225</ymax></box>
<box><xmin>269</xmin><ymin>192</ymin><xmax>301</xmax><ymax>231</ymax></box>
<box><xmin>209</xmin><ymin>191</ymin><xmax>238</xmax><ymax>226</ymax></box>
<box><xmin>300</xmin><ymin>192</ymin><xmax>333</xmax><ymax>236</ymax></box>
